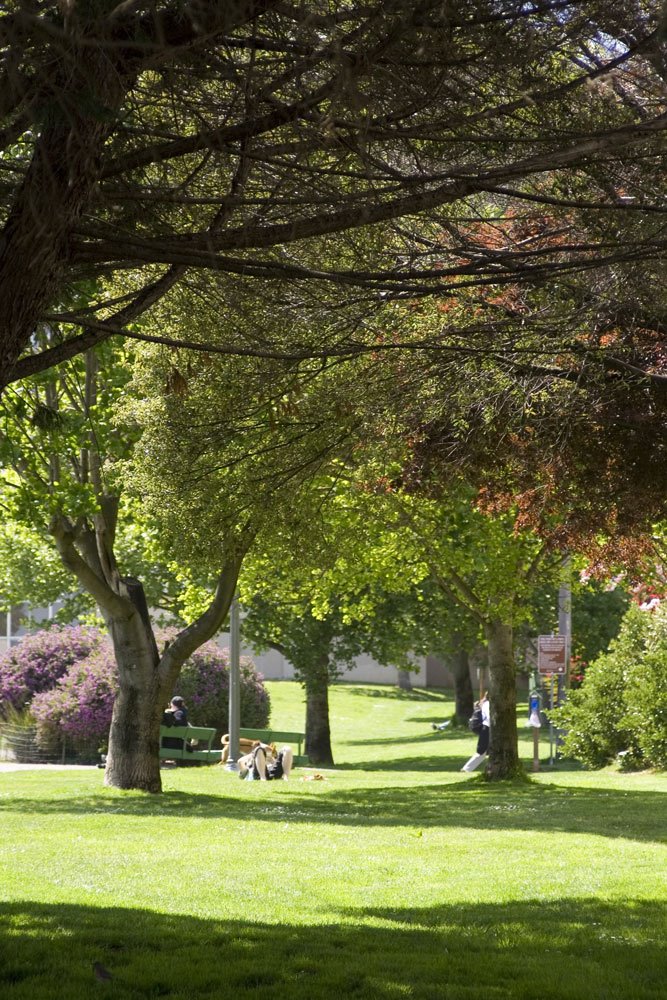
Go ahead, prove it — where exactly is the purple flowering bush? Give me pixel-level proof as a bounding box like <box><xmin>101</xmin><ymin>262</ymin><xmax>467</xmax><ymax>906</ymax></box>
<box><xmin>0</xmin><ymin>625</ymin><xmax>103</xmax><ymax>716</ymax></box>
<box><xmin>1</xmin><ymin>624</ymin><xmax>269</xmax><ymax>756</ymax></box>
<box><xmin>31</xmin><ymin>645</ymin><xmax>119</xmax><ymax>753</ymax></box>
<box><xmin>174</xmin><ymin>640</ymin><xmax>270</xmax><ymax>734</ymax></box>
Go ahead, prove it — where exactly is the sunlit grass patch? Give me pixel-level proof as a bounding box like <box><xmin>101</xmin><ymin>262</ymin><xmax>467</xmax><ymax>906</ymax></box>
<box><xmin>1</xmin><ymin>681</ymin><xmax>665</xmax><ymax>998</ymax></box>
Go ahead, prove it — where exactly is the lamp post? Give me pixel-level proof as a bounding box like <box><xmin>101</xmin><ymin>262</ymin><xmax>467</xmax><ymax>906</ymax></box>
<box><xmin>225</xmin><ymin>592</ymin><xmax>240</xmax><ymax>771</ymax></box>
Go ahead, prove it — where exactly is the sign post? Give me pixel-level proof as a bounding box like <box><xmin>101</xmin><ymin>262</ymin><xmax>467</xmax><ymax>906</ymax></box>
<box><xmin>537</xmin><ymin>635</ymin><xmax>567</xmax><ymax>676</ymax></box>
<box><xmin>538</xmin><ymin>635</ymin><xmax>566</xmax><ymax>765</ymax></box>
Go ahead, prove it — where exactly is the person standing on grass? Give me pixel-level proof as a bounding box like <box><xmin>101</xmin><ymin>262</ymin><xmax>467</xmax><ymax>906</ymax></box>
<box><xmin>461</xmin><ymin>691</ymin><xmax>490</xmax><ymax>772</ymax></box>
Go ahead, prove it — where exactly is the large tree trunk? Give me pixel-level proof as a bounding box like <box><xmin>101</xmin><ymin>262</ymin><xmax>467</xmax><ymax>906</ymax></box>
<box><xmin>397</xmin><ymin>669</ymin><xmax>412</xmax><ymax>691</ymax></box>
<box><xmin>450</xmin><ymin>637</ymin><xmax>474</xmax><ymax>725</ymax></box>
<box><xmin>304</xmin><ymin>651</ymin><xmax>334</xmax><ymax>766</ymax></box>
<box><xmin>484</xmin><ymin>619</ymin><xmax>522</xmax><ymax>780</ymax></box>
<box><xmin>102</xmin><ymin>574</ymin><xmax>174</xmax><ymax>792</ymax></box>
<box><xmin>51</xmin><ymin>510</ymin><xmax>243</xmax><ymax>792</ymax></box>
<box><xmin>103</xmin><ymin>606</ymin><xmax>168</xmax><ymax>793</ymax></box>
<box><xmin>0</xmin><ymin>54</ymin><xmax>132</xmax><ymax>391</ymax></box>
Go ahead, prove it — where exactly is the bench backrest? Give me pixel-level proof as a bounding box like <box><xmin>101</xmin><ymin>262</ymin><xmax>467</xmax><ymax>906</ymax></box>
<box><xmin>239</xmin><ymin>727</ymin><xmax>305</xmax><ymax>756</ymax></box>
<box><xmin>159</xmin><ymin>726</ymin><xmax>216</xmax><ymax>749</ymax></box>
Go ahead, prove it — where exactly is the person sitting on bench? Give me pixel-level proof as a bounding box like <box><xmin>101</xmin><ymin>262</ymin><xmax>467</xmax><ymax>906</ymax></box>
<box><xmin>238</xmin><ymin>741</ymin><xmax>293</xmax><ymax>781</ymax></box>
<box><xmin>161</xmin><ymin>696</ymin><xmax>192</xmax><ymax>752</ymax></box>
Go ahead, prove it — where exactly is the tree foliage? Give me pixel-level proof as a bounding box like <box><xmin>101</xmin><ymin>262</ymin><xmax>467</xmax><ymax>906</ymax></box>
<box><xmin>2</xmin><ymin>1</ymin><xmax>667</xmax><ymax>391</ymax></box>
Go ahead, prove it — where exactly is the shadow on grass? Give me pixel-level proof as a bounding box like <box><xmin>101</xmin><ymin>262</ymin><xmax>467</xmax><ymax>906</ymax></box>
<box><xmin>0</xmin><ymin>898</ymin><xmax>664</xmax><ymax>999</ymax></box>
<box><xmin>340</xmin><ymin>684</ymin><xmax>451</xmax><ymax>703</ymax></box>
<box><xmin>340</xmin><ymin>726</ymin><xmax>585</xmax><ymax>772</ymax></box>
<box><xmin>340</xmin><ymin>748</ymin><xmax>585</xmax><ymax>773</ymax></box>
<box><xmin>2</xmin><ymin>780</ymin><xmax>665</xmax><ymax>844</ymax></box>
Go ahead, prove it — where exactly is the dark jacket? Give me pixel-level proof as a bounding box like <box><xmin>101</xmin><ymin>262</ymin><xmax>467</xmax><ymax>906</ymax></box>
<box><xmin>162</xmin><ymin>707</ymin><xmax>188</xmax><ymax>727</ymax></box>
<box><xmin>161</xmin><ymin>707</ymin><xmax>189</xmax><ymax>750</ymax></box>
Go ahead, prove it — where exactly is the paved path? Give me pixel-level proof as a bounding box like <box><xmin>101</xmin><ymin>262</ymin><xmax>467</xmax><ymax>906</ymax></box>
<box><xmin>0</xmin><ymin>762</ymin><xmax>96</xmax><ymax>772</ymax></box>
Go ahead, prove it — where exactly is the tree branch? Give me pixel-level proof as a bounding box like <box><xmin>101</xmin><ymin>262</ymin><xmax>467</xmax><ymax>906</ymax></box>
<box><xmin>8</xmin><ymin>264</ymin><xmax>186</xmax><ymax>382</ymax></box>
<box><xmin>159</xmin><ymin>548</ymin><xmax>247</xmax><ymax>682</ymax></box>
<box><xmin>49</xmin><ymin>513</ymin><xmax>131</xmax><ymax>618</ymax></box>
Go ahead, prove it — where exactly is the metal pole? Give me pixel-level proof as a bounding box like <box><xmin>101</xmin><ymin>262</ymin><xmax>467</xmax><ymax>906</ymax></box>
<box><xmin>556</xmin><ymin>559</ymin><xmax>572</xmax><ymax>758</ymax></box>
<box><xmin>549</xmin><ymin>676</ymin><xmax>555</xmax><ymax>766</ymax></box>
<box><xmin>558</xmin><ymin>558</ymin><xmax>572</xmax><ymax>696</ymax></box>
<box><xmin>225</xmin><ymin>593</ymin><xmax>241</xmax><ymax>771</ymax></box>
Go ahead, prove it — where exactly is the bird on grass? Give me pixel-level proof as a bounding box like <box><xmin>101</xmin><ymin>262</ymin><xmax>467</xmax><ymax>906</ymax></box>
<box><xmin>93</xmin><ymin>961</ymin><xmax>113</xmax><ymax>982</ymax></box>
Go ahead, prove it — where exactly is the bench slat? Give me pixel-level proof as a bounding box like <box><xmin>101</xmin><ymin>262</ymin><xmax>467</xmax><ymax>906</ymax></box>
<box><xmin>159</xmin><ymin>725</ymin><xmax>221</xmax><ymax>763</ymax></box>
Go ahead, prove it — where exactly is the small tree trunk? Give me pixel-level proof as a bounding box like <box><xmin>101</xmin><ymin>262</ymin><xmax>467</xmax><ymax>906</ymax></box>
<box><xmin>450</xmin><ymin>639</ymin><xmax>474</xmax><ymax>725</ymax></box>
<box><xmin>304</xmin><ymin>652</ymin><xmax>334</xmax><ymax>766</ymax></box>
<box><xmin>485</xmin><ymin>619</ymin><xmax>522</xmax><ymax>780</ymax></box>
<box><xmin>397</xmin><ymin>669</ymin><xmax>412</xmax><ymax>691</ymax></box>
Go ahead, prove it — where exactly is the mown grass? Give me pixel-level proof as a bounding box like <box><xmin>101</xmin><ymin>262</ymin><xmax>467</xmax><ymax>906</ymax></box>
<box><xmin>1</xmin><ymin>681</ymin><xmax>665</xmax><ymax>999</ymax></box>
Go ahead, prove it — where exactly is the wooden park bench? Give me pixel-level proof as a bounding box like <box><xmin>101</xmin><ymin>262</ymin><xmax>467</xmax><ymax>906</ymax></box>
<box><xmin>159</xmin><ymin>725</ymin><xmax>222</xmax><ymax>764</ymax></box>
<box><xmin>221</xmin><ymin>728</ymin><xmax>310</xmax><ymax>766</ymax></box>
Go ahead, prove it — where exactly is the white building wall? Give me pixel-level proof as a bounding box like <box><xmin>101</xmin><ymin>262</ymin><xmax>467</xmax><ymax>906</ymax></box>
<box><xmin>0</xmin><ymin>602</ymin><xmax>64</xmax><ymax>653</ymax></box>
<box><xmin>0</xmin><ymin>605</ymin><xmax>424</xmax><ymax>687</ymax></box>
<box><xmin>216</xmin><ymin>630</ymin><xmax>422</xmax><ymax>685</ymax></box>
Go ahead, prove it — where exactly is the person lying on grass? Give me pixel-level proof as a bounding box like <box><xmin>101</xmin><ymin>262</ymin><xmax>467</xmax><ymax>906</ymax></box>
<box><xmin>238</xmin><ymin>741</ymin><xmax>293</xmax><ymax>781</ymax></box>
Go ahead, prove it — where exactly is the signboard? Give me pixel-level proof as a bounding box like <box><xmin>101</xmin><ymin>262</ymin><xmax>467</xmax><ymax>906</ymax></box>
<box><xmin>537</xmin><ymin>635</ymin><xmax>567</xmax><ymax>675</ymax></box>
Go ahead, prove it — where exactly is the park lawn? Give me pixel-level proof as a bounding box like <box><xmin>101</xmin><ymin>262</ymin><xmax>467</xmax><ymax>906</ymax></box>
<box><xmin>0</xmin><ymin>681</ymin><xmax>665</xmax><ymax>1000</ymax></box>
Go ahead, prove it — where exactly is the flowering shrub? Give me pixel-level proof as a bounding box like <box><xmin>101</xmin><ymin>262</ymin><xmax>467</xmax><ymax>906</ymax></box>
<box><xmin>0</xmin><ymin>625</ymin><xmax>103</xmax><ymax>716</ymax></box>
<box><xmin>568</xmin><ymin>654</ymin><xmax>587</xmax><ymax>689</ymax></box>
<box><xmin>1</xmin><ymin>624</ymin><xmax>270</xmax><ymax>754</ymax></box>
<box><xmin>31</xmin><ymin>645</ymin><xmax>118</xmax><ymax>753</ymax></box>
<box><xmin>174</xmin><ymin>640</ymin><xmax>270</xmax><ymax>733</ymax></box>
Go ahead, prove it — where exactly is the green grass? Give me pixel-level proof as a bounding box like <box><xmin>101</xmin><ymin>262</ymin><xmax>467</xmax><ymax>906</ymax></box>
<box><xmin>1</xmin><ymin>681</ymin><xmax>665</xmax><ymax>999</ymax></box>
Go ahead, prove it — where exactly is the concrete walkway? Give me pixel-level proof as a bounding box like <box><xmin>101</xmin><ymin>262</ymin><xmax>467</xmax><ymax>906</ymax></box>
<box><xmin>0</xmin><ymin>762</ymin><xmax>96</xmax><ymax>772</ymax></box>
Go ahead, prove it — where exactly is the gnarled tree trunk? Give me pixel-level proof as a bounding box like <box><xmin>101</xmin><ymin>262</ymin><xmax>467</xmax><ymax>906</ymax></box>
<box><xmin>103</xmin><ymin>598</ymin><xmax>167</xmax><ymax>792</ymax></box>
<box><xmin>51</xmin><ymin>509</ymin><xmax>243</xmax><ymax>792</ymax></box>
<box><xmin>485</xmin><ymin>618</ymin><xmax>522</xmax><ymax>780</ymax></box>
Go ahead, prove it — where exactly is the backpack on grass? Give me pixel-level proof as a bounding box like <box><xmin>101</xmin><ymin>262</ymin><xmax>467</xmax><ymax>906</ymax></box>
<box><xmin>468</xmin><ymin>705</ymin><xmax>484</xmax><ymax>734</ymax></box>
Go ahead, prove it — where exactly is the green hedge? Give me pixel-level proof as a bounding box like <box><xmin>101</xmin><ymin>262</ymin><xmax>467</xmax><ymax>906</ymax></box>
<box><xmin>551</xmin><ymin>603</ymin><xmax>667</xmax><ymax>770</ymax></box>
